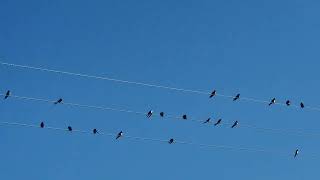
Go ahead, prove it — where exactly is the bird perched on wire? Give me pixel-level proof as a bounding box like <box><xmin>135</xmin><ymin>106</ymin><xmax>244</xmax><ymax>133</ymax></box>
<box><xmin>67</xmin><ymin>126</ymin><xmax>72</xmax><ymax>132</ymax></box>
<box><xmin>54</xmin><ymin>98</ymin><xmax>63</xmax><ymax>104</ymax></box>
<box><xmin>233</xmin><ymin>94</ymin><xmax>240</xmax><ymax>101</ymax></box>
<box><xmin>300</xmin><ymin>102</ymin><xmax>305</xmax><ymax>108</ymax></box>
<box><xmin>160</xmin><ymin>112</ymin><xmax>164</xmax><ymax>117</ymax></box>
<box><xmin>4</xmin><ymin>90</ymin><xmax>10</xmax><ymax>99</ymax></box>
<box><xmin>209</xmin><ymin>90</ymin><xmax>216</xmax><ymax>98</ymax></box>
<box><xmin>214</xmin><ymin>119</ymin><xmax>222</xmax><ymax>126</ymax></box>
<box><xmin>146</xmin><ymin>110</ymin><xmax>153</xmax><ymax>118</ymax></box>
<box><xmin>294</xmin><ymin>149</ymin><xmax>299</xmax><ymax>158</ymax></box>
<box><xmin>93</xmin><ymin>129</ymin><xmax>98</xmax><ymax>134</ymax></box>
<box><xmin>203</xmin><ymin>118</ymin><xmax>211</xmax><ymax>124</ymax></box>
<box><xmin>116</xmin><ymin>131</ymin><xmax>123</xmax><ymax>139</ymax></box>
<box><xmin>269</xmin><ymin>98</ymin><xmax>276</xmax><ymax>106</ymax></box>
<box><xmin>231</xmin><ymin>121</ymin><xmax>238</xmax><ymax>128</ymax></box>
<box><xmin>168</xmin><ymin>138</ymin><xmax>174</xmax><ymax>144</ymax></box>
<box><xmin>40</xmin><ymin>122</ymin><xmax>45</xmax><ymax>128</ymax></box>
<box><xmin>286</xmin><ymin>100</ymin><xmax>291</xmax><ymax>106</ymax></box>
<box><xmin>182</xmin><ymin>114</ymin><xmax>187</xmax><ymax>120</ymax></box>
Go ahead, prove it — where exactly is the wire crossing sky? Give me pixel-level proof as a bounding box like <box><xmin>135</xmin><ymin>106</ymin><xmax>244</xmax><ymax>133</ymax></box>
<box><xmin>2</xmin><ymin>92</ymin><xmax>320</xmax><ymax>137</ymax></box>
<box><xmin>0</xmin><ymin>121</ymin><xmax>303</xmax><ymax>158</ymax></box>
<box><xmin>1</xmin><ymin>61</ymin><xmax>319</xmax><ymax>111</ymax></box>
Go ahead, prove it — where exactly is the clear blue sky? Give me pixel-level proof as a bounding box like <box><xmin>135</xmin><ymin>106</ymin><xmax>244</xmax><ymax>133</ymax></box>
<box><xmin>1</xmin><ymin>0</ymin><xmax>320</xmax><ymax>179</ymax></box>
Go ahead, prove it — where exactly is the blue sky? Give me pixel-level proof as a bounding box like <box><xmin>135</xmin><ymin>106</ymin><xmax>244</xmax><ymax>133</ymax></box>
<box><xmin>1</xmin><ymin>0</ymin><xmax>320</xmax><ymax>179</ymax></box>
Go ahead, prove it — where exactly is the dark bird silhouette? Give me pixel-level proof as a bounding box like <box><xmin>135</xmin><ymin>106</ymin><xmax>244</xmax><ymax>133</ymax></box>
<box><xmin>93</xmin><ymin>128</ymin><xmax>98</xmax><ymax>134</ymax></box>
<box><xmin>214</xmin><ymin>119</ymin><xmax>222</xmax><ymax>126</ymax></box>
<box><xmin>116</xmin><ymin>131</ymin><xmax>123</xmax><ymax>139</ymax></box>
<box><xmin>67</xmin><ymin>126</ymin><xmax>72</xmax><ymax>132</ymax></box>
<box><xmin>54</xmin><ymin>98</ymin><xmax>63</xmax><ymax>104</ymax></box>
<box><xmin>182</xmin><ymin>114</ymin><xmax>187</xmax><ymax>120</ymax></box>
<box><xmin>160</xmin><ymin>112</ymin><xmax>164</xmax><ymax>117</ymax></box>
<box><xmin>203</xmin><ymin>118</ymin><xmax>211</xmax><ymax>124</ymax></box>
<box><xmin>300</xmin><ymin>102</ymin><xmax>305</xmax><ymax>108</ymax></box>
<box><xmin>40</xmin><ymin>122</ymin><xmax>45</xmax><ymax>128</ymax></box>
<box><xmin>231</xmin><ymin>121</ymin><xmax>238</xmax><ymax>128</ymax></box>
<box><xmin>233</xmin><ymin>94</ymin><xmax>240</xmax><ymax>101</ymax></box>
<box><xmin>168</xmin><ymin>138</ymin><xmax>174</xmax><ymax>144</ymax></box>
<box><xmin>209</xmin><ymin>90</ymin><xmax>216</xmax><ymax>98</ymax></box>
<box><xmin>269</xmin><ymin>98</ymin><xmax>276</xmax><ymax>106</ymax></box>
<box><xmin>146</xmin><ymin>110</ymin><xmax>153</xmax><ymax>118</ymax></box>
<box><xmin>4</xmin><ymin>90</ymin><xmax>10</xmax><ymax>99</ymax></box>
<box><xmin>286</xmin><ymin>100</ymin><xmax>291</xmax><ymax>106</ymax></box>
<box><xmin>294</xmin><ymin>149</ymin><xmax>299</xmax><ymax>158</ymax></box>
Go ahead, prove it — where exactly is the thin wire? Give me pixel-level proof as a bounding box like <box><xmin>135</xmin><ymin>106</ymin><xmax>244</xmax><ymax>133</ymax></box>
<box><xmin>2</xmin><ymin>93</ymin><xmax>320</xmax><ymax>137</ymax></box>
<box><xmin>0</xmin><ymin>121</ymin><xmax>292</xmax><ymax>157</ymax></box>
<box><xmin>0</xmin><ymin>61</ymin><xmax>317</xmax><ymax>111</ymax></box>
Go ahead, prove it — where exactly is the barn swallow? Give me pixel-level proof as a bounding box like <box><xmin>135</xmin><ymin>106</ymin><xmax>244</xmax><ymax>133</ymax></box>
<box><xmin>294</xmin><ymin>149</ymin><xmax>299</xmax><ymax>158</ymax></box>
<box><xmin>214</xmin><ymin>119</ymin><xmax>222</xmax><ymax>126</ymax></box>
<box><xmin>93</xmin><ymin>128</ymin><xmax>98</xmax><ymax>134</ymax></box>
<box><xmin>300</xmin><ymin>102</ymin><xmax>305</xmax><ymax>108</ymax></box>
<box><xmin>209</xmin><ymin>90</ymin><xmax>216</xmax><ymax>98</ymax></box>
<box><xmin>67</xmin><ymin>126</ymin><xmax>72</xmax><ymax>132</ymax></box>
<box><xmin>116</xmin><ymin>131</ymin><xmax>123</xmax><ymax>139</ymax></box>
<box><xmin>147</xmin><ymin>110</ymin><xmax>153</xmax><ymax>118</ymax></box>
<box><xmin>40</xmin><ymin>122</ymin><xmax>45</xmax><ymax>128</ymax></box>
<box><xmin>286</xmin><ymin>100</ymin><xmax>291</xmax><ymax>106</ymax></box>
<box><xmin>203</xmin><ymin>118</ymin><xmax>211</xmax><ymax>124</ymax></box>
<box><xmin>233</xmin><ymin>94</ymin><xmax>240</xmax><ymax>101</ymax></box>
<box><xmin>269</xmin><ymin>98</ymin><xmax>276</xmax><ymax>106</ymax></box>
<box><xmin>168</xmin><ymin>138</ymin><xmax>174</xmax><ymax>144</ymax></box>
<box><xmin>160</xmin><ymin>112</ymin><xmax>164</xmax><ymax>117</ymax></box>
<box><xmin>182</xmin><ymin>114</ymin><xmax>187</xmax><ymax>120</ymax></box>
<box><xmin>54</xmin><ymin>98</ymin><xmax>63</xmax><ymax>104</ymax></box>
<box><xmin>231</xmin><ymin>121</ymin><xmax>238</xmax><ymax>128</ymax></box>
<box><xmin>4</xmin><ymin>90</ymin><xmax>10</xmax><ymax>99</ymax></box>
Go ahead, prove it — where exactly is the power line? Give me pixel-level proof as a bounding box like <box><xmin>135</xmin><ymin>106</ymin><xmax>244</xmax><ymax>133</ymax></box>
<box><xmin>1</xmin><ymin>61</ymin><xmax>318</xmax><ymax>111</ymax></box>
<box><xmin>2</xmin><ymin>93</ymin><xmax>320</xmax><ymax>137</ymax></box>
<box><xmin>0</xmin><ymin>121</ymin><xmax>297</xmax><ymax>158</ymax></box>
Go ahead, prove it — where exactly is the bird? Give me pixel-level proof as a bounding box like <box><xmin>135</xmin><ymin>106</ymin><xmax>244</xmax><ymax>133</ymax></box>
<box><xmin>4</xmin><ymin>90</ymin><xmax>10</xmax><ymax>99</ymax></box>
<box><xmin>300</xmin><ymin>102</ymin><xmax>305</xmax><ymax>108</ymax></box>
<box><xmin>54</xmin><ymin>98</ymin><xmax>63</xmax><ymax>104</ymax></box>
<box><xmin>214</xmin><ymin>119</ymin><xmax>222</xmax><ymax>126</ymax></box>
<box><xmin>160</xmin><ymin>112</ymin><xmax>164</xmax><ymax>117</ymax></box>
<box><xmin>93</xmin><ymin>128</ymin><xmax>98</xmax><ymax>134</ymax></box>
<box><xmin>182</xmin><ymin>114</ymin><xmax>187</xmax><ymax>120</ymax></box>
<box><xmin>286</xmin><ymin>100</ymin><xmax>291</xmax><ymax>106</ymax></box>
<box><xmin>67</xmin><ymin>126</ymin><xmax>72</xmax><ymax>132</ymax></box>
<box><xmin>146</xmin><ymin>110</ymin><xmax>153</xmax><ymax>118</ymax></box>
<box><xmin>168</xmin><ymin>138</ymin><xmax>174</xmax><ymax>144</ymax></box>
<box><xmin>233</xmin><ymin>94</ymin><xmax>240</xmax><ymax>101</ymax></box>
<box><xmin>203</xmin><ymin>118</ymin><xmax>211</xmax><ymax>124</ymax></box>
<box><xmin>40</xmin><ymin>122</ymin><xmax>45</xmax><ymax>128</ymax></box>
<box><xmin>209</xmin><ymin>90</ymin><xmax>216</xmax><ymax>98</ymax></box>
<box><xmin>294</xmin><ymin>149</ymin><xmax>299</xmax><ymax>158</ymax></box>
<box><xmin>269</xmin><ymin>98</ymin><xmax>276</xmax><ymax>106</ymax></box>
<box><xmin>231</xmin><ymin>121</ymin><xmax>238</xmax><ymax>128</ymax></box>
<box><xmin>116</xmin><ymin>131</ymin><xmax>123</xmax><ymax>139</ymax></box>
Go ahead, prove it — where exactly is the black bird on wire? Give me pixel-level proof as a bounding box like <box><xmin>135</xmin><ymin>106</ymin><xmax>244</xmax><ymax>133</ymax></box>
<box><xmin>269</xmin><ymin>98</ymin><xmax>276</xmax><ymax>106</ymax></box>
<box><xmin>300</xmin><ymin>102</ymin><xmax>305</xmax><ymax>108</ymax></box>
<box><xmin>40</xmin><ymin>122</ymin><xmax>45</xmax><ymax>128</ymax></box>
<box><xmin>67</xmin><ymin>126</ymin><xmax>72</xmax><ymax>132</ymax></box>
<box><xmin>214</xmin><ymin>119</ymin><xmax>222</xmax><ymax>126</ymax></box>
<box><xmin>116</xmin><ymin>131</ymin><xmax>123</xmax><ymax>139</ymax></box>
<box><xmin>231</xmin><ymin>121</ymin><xmax>238</xmax><ymax>128</ymax></box>
<box><xmin>286</xmin><ymin>100</ymin><xmax>291</xmax><ymax>106</ymax></box>
<box><xmin>203</xmin><ymin>118</ymin><xmax>211</xmax><ymax>124</ymax></box>
<box><xmin>4</xmin><ymin>90</ymin><xmax>10</xmax><ymax>99</ymax></box>
<box><xmin>147</xmin><ymin>110</ymin><xmax>153</xmax><ymax>118</ymax></box>
<box><xmin>93</xmin><ymin>128</ymin><xmax>98</xmax><ymax>134</ymax></box>
<box><xmin>209</xmin><ymin>90</ymin><xmax>216</xmax><ymax>98</ymax></box>
<box><xmin>168</xmin><ymin>138</ymin><xmax>174</xmax><ymax>144</ymax></box>
<box><xmin>182</xmin><ymin>114</ymin><xmax>187</xmax><ymax>120</ymax></box>
<box><xmin>233</xmin><ymin>94</ymin><xmax>240</xmax><ymax>101</ymax></box>
<box><xmin>294</xmin><ymin>149</ymin><xmax>299</xmax><ymax>158</ymax></box>
<box><xmin>54</xmin><ymin>98</ymin><xmax>63</xmax><ymax>105</ymax></box>
<box><xmin>160</xmin><ymin>112</ymin><xmax>164</xmax><ymax>117</ymax></box>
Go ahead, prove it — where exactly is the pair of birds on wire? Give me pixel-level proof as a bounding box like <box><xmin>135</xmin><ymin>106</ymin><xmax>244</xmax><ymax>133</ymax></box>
<box><xmin>147</xmin><ymin>110</ymin><xmax>238</xmax><ymax>128</ymax></box>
